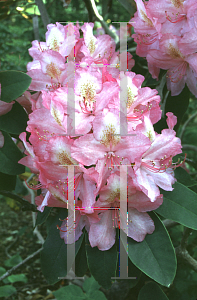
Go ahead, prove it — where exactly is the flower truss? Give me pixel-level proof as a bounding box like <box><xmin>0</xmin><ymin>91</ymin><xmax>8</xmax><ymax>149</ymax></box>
<box><xmin>130</xmin><ymin>0</ymin><xmax>197</xmax><ymax>96</ymax></box>
<box><xmin>19</xmin><ymin>22</ymin><xmax>183</xmax><ymax>251</ymax></box>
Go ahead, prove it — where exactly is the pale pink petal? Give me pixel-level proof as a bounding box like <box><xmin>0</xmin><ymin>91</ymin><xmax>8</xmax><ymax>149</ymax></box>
<box><xmin>166</xmin><ymin>73</ymin><xmax>186</xmax><ymax>96</ymax></box>
<box><xmin>27</xmin><ymin>60</ymin><xmax>41</xmax><ymax>71</ymax></box>
<box><xmin>18</xmin><ymin>155</ymin><xmax>39</xmax><ymax>174</ymax></box>
<box><xmin>27</xmin><ymin>70</ymin><xmax>53</xmax><ymax>91</ymax></box>
<box><xmin>166</xmin><ymin>112</ymin><xmax>177</xmax><ymax>130</ymax></box>
<box><xmin>27</xmin><ymin>108</ymin><xmax>67</xmax><ymax>138</ymax></box>
<box><xmin>89</xmin><ymin>210</ymin><xmax>116</xmax><ymax>251</ymax></box>
<box><xmin>79</xmin><ymin>175</ymin><xmax>96</xmax><ymax>213</ymax></box>
<box><xmin>143</xmin><ymin>129</ymin><xmax>182</xmax><ymax>160</ymax></box>
<box><xmin>126</xmin><ymin>208</ymin><xmax>155</xmax><ymax>242</ymax></box>
<box><xmin>37</xmin><ymin>191</ymin><xmax>51</xmax><ymax>212</ymax></box>
<box><xmin>60</xmin><ymin>211</ymin><xmax>86</xmax><ymax>244</ymax></box>
<box><xmin>71</xmin><ymin>134</ymin><xmax>106</xmax><ymax>165</ymax></box>
<box><xmin>147</xmin><ymin>168</ymin><xmax>176</xmax><ymax>192</ymax></box>
<box><xmin>0</xmin><ymin>100</ymin><xmax>13</xmax><ymax>116</ymax></box>
<box><xmin>186</xmin><ymin>68</ymin><xmax>197</xmax><ymax>97</ymax></box>
<box><xmin>134</xmin><ymin>167</ymin><xmax>160</xmax><ymax>201</ymax></box>
<box><xmin>46</xmin><ymin>136</ymin><xmax>77</xmax><ymax>165</ymax></box>
<box><xmin>39</xmin><ymin>50</ymin><xmax>66</xmax><ymax>81</ymax></box>
<box><xmin>128</xmin><ymin>191</ymin><xmax>163</xmax><ymax>212</ymax></box>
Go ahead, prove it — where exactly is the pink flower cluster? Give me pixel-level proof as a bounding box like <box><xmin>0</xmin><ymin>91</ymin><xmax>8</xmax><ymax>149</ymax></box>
<box><xmin>19</xmin><ymin>22</ymin><xmax>182</xmax><ymax>251</ymax></box>
<box><xmin>130</xmin><ymin>0</ymin><xmax>197</xmax><ymax>96</ymax></box>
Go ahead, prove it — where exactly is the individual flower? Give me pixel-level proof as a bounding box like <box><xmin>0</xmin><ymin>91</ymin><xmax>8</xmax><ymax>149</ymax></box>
<box><xmin>146</xmin><ymin>34</ymin><xmax>197</xmax><ymax>96</ymax></box>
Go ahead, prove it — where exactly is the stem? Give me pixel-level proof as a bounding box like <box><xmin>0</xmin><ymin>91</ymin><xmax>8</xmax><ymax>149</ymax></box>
<box><xmin>35</xmin><ymin>0</ymin><xmax>50</xmax><ymax>29</ymax></box>
<box><xmin>180</xmin><ymin>227</ymin><xmax>193</xmax><ymax>249</ymax></box>
<box><xmin>175</xmin><ymin>227</ymin><xmax>197</xmax><ymax>272</ymax></box>
<box><xmin>176</xmin><ymin>247</ymin><xmax>197</xmax><ymax>272</ymax></box>
<box><xmin>0</xmin><ymin>248</ymin><xmax>42</xmax><ymax>282</ymax></box>
<box><xmin>32</xmin><ymin>15</ymin><xmax>40</xmax><ymax>41</ymax></box>
<box><xmin>83</xmin><ymin>0</ymin><xmax>94</xmax><ymax>22</ymax></box>
<box><xmin>89</xmin><ymin>0</ymin><xmax>119</xmax><ymax>43</ymax></box>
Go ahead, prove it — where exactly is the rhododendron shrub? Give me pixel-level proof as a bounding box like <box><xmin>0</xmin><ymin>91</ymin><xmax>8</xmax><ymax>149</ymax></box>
<box><xmin>130</xmin><ymin>0</ymin><xmax>197</xmax><ymax>96</ymax></box>
<box><xmin>19</xmin><ymin>21</ymin><xmax>183</xmax><ymax>253</ymax></box>
<box><xmin>1</xmin><ymin>13</ymin><xmax>197</xmax><ymax>295</ymax></box>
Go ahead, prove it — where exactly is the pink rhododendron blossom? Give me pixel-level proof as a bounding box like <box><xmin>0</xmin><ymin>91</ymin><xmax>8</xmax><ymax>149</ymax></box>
<box><xmin>146</xmin><ymin>34</ymin><xmax>197</xmax><ymax>96</ymax></box>
<box><xmin>19</xmin><ymin>21</ymin><xmax>183</xmax><ymax>251</ymax></box>
<box><xmin>129</xmin><ymin>0</ymin><xmax>197</xmax><ymax>96</ymax></box>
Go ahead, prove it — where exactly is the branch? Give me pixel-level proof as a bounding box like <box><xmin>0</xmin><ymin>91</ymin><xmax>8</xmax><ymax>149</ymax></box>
<box><xmin>0</xmin><ymin>248</ymin><xmax>42</xmax><ymax>282</ymax></box>
<box><xmin>89</xmin><ymin>0</ymin><xmax>119</xmax><ymax>43</ymax></box>
<box><xmin>33</xmin><ymin>15</ymin><xmax>40</xmax><ymax>41</ymax></box>
<box><xmin>175</xmin><ymin>227</ymin><xmax>197</xmax><ymax>272</ymax></box>
<box><xmin>35</xmin><ymin>0</ymin><xmax>50</xmax><ymax>29</ymax></box>
<box><xmin>0</xmin><ymin>191</ymin><xmax>38</xmax><ymax>212</ymax></box>
<box><xmin>179</xmin><ymin>111</ymin><xmax>197</xmax><ymax>140</ymax></box>
<box><xmin>176</xmin><ymin>247</ymin><xmax>197</xmax><ymax>272</ymax></box>
<box><xmin>83</xmin><ymin>0</ymin><xmax>94</xmax><ymax>22</ymax></box>
<box><xmin>180</xmin><ymin>227</ymin><xmax>193</xmax><ymax>249</ymax></box>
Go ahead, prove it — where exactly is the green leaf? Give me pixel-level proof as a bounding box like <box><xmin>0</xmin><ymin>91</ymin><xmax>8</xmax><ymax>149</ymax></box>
<box><xmin>138</xmin><ymin>282</ymin><xmax>169</xmax><ymax>300</ymax></box>
<box><xmin>0</xmin><ymin>131</ymin><xmax>25</xmax><ymax>175</ymax></box>
<box><xmin>85</xmin><ymin>232</ymin><xmax>118</xmax><ymax>289</ymax></box>
<box><xmin>83</xmin><ymin>276</ymin><xmax>100</xmax><ymax>294</ymax></box>
<box><xmin>36</xmin><ymin>206</ymin><xmax>52</xmax><ymax>226</ymax></box>
<box><xmin>75</xmin><ymin>234</ymin><xmax>88</xmax><ymax>277</ymax></box>
<box><xmin>117</xmin><ymin>0</ymin><xmax>136</xmax><ymax>16</ymax></box>
<box><xmin>88</xmin><ymin>290</ymin><xmax>107</xmax><ymax>300</ymax></box>
<box><xmin>14</xmin><ymin>176</ymin><xmax>28</xmax><ymax>195</ymax></box>
<box><xmin>156</xmin><ymin>182</ymin><xmax>197</xmax><ymax>230</ymax></box>
<box><xmin>7</xmin><ymin>273</ymin><xmax>28</xmax><ymax>283</ymax></box>
<box><xmin>174</xmin><ymin>167</ymin><xmax>197</xmax><ymax>187</ymax></box>
<box><xmin>182</xmin><ymin>126</ymin><xmax>197</xmax><ymax>147</ymax></box>
<box><xmin>0</xmin><ymin>101</ymin><xmax>28</xmax><ymax>134</ymax></box>
<box><xmin>0</xmin><ymin>172</ymin><xmax>16</xmax><ymax>190</ymax></box>
<box><xmin>128</xmin><ymin>212</ymin><xmax>176</xmax><ymax>287</ymax></box>
<box><xmin>117</xmin><ymin>230</ymin><xmax>142</xmax><ymax>289</ymax></box>
<box><xmin>25</xmin><ymin>6</ymin><xmax>40</xmax><ymax>15</ymax></box>
<box><xmin>41</xmin><ymin>208</ymin><xmax>83</xmax><ymax>284</ymax></box>
<box><xmin>41</xmin><ymin>208</ymin><xmax>68</xmax><ymax>284</ymax></box>
<box><xmin>128</xmin><ymin>257</ymin><xmax>142</xmax><ymax>289</ymax></box>
<box><xmin>0</xmin><ymin>70</ymin><xmax>32</xmax><ymax>103</ymax></box>
<box><xmin>53</xmin><ymin>277</ymin><xmax>107</xmax><ymax>300</ymax></box>
<box><xmin>53</xmin><ymin>285</ymin><xmax>85</xmax><ymax>300</ymax></box>
<box><xmin>4</xmin><ymin>253</ymin><xmax>23</xmax><ymax>267</ymax></box>
<box><xmin>0</xmin><ymin>267</ymin><xmax>6</xmax><ymax>276</ymax></box>
<box><xmin>0</xmin><ymin>285</ymin><xmax>17</xmax><ymax>297</ymax></box>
